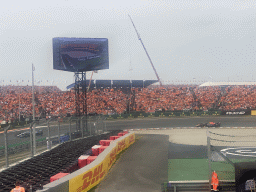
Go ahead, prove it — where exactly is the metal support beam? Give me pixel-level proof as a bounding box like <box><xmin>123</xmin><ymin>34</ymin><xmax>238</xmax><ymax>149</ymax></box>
<box><xmin>32</xmin><ymin>121</ymin><xmax>36</xmax><ymax>156</ymax></box>
<box><xmin>47</xmin><ymin>119</ymin><xmax>51</xmax><ymax>150</ymax></box>
<box><xmin>58</xmin><ymin>121</ymin><xmax>60</xmax><ymax>144</ymax></box>
<box><xmin>69</xmin><ymin>117</ymin><xmax>72</xmax><ymax>141</ymax></box>
<box><xmin>207</xmin><ymin>129</ymin><xmax>212</xmax><ymax>192</ymax></box>
<box><xmin>4</xmin><ymin>125</ymin><xmax>11</xmax><ymax>168</ymax></box>
<box><xmin>74</xmin><ymin>72</ymin><xmax>87</xmax><ymax>118</ymax></box>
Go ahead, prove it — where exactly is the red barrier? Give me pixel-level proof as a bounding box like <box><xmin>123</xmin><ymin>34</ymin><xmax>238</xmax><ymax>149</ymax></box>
<box><xmin>78</xmin><ymin>155</ymin><xmax>90</xmax><ymax>168</ymax></box>
<box><xmin>91</xmin><ymin>145</ymin><xmax>101</xmax><ymax>156</ymax></box>
<box><xmin>99</xmin><ymin>140</ymin><xmax>112</xmax><ymax>146</ymax></box>
<box><xmin>118</xmin><ymin>133</ymin><xmax>125</xmax><ymax>136</ymax></box>
<box><xmin>109</xmin><ymin>136</ymin><xmax>120</xmax><ymax>140</ymax></box>
<box><xmin>99</xmin><ymin>146</ymin><xmax>108</xmax><ymax>154</ymax></box>
<box><xmin>50</xmin><ymin>173</ymin><xmax>69</xmax><ymax>182</ymax></box>
<box><xmin>87</xmin><ymin>156</ymin><xmax>97</xmax><ymax>164</ymax></box>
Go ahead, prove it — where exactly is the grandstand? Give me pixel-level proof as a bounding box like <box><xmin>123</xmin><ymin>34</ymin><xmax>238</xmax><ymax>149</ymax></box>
<box><xmin>1</xmin><ymin>82</ymin><xmax>256</xmax><ymax>122</ymax></box>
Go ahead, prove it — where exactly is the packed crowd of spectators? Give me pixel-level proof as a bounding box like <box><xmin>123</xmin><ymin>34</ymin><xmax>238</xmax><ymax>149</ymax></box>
<box><xmin>1</xmin><ymin>84</ymin><xmax>256</xmax><ymax>121</ymax></box>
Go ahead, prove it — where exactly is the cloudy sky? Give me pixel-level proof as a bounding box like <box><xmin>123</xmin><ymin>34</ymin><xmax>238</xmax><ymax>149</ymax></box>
<box><xmin>1</xmin><ymin>0</ymin><xmax>256</xmax><ymax>90</ymax></box>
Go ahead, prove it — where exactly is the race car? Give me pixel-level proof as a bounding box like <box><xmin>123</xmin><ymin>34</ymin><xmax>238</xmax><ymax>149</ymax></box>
<box><xmin>206</xmin><ymin>122</ymin><xmax>221</xmax><ymax>127</ymax></box>
<box><xmin>17</xmin><ymin>130</ymin><xmax>43</xmax><ymax>138</ymax></box>
<box><xmin>195</xmin><ymin>123</ymin><xmax>208</xmax><ymax>127</ymax></box>
<box><xmin>196</xmin><ymin>122</ymin><xmax>221</xmax><ymax>127</ymax></box>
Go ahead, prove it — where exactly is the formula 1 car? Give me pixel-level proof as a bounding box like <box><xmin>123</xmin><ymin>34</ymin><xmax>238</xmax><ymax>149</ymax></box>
<box><xmin>17</xmin><ymin>130</ymin><xmax>43</xmax><ymax>138</ymax></box>
<box><xmin>195</xmin><ymin>123</ymin><xmax>208</xmax><ymax>127</ymax></box>
<box><xmin>206</xmin><ymin>122</ymin><xmax>221</xmax><ymax>127</ymax></box>
<box><xmin>196</xmin><ymin>122</ymin><xmax>221</xmax><ymax>127</ymax></box>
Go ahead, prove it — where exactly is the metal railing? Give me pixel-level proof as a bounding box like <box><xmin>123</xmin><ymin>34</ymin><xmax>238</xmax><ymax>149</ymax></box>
<box><xmin>0</xmin><ymin>115</ymin><xmax>106</xmax><ymax>170</ymax></box>
<box><xmin>161</xmin><ymin>180</ymin><xmax>235</xmax><ymax>192</ymax></box>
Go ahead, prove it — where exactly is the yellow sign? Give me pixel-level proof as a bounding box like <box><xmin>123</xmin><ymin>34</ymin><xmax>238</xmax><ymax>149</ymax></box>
<box><xmin>69</xmin><ymin>133</ymin><xmax>135</xmax><ymax>192</ymax></box>
<box><xmin>251</xmin><ymin>110</ymin><xmax>256</xmax><ymax>116</ymax></box>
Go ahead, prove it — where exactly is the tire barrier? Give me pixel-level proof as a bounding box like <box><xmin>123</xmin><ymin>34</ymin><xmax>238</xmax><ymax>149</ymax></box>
<box><xmin>0</xmin><ymin>130</ymin><xmax>122</xmax><ymax>192</ymax></box>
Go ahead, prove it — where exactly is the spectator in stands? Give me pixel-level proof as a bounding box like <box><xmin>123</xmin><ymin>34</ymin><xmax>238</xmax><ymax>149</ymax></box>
<box><xmin>10</xmin><ymin>180</ymin><xmax>25</xmax><ymax>192</ymax></box>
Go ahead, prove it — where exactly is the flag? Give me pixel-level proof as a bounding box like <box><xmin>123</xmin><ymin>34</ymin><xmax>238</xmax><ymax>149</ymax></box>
<box><xmin>32</xmin><ymin>64</ymin><xmax>35</xmax><ymax>71</ymax></box>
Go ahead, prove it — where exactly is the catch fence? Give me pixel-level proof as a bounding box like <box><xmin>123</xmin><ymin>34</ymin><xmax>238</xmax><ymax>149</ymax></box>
<box><xmin>0</xmin><ymin>115</ymin><xmax>106</xmax><ymax>170</ymax></box>
<box><xmin>207</xmin><ymin>128</ymin><xmax>256</xmax><ymax>191</ymax></box>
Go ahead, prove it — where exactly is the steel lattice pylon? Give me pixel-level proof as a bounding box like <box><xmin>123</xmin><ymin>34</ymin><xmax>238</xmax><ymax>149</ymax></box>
<box><xmin>74</xmin><ymin>72</ymin><xmax>87</xmax><ymax>117</ymax></box>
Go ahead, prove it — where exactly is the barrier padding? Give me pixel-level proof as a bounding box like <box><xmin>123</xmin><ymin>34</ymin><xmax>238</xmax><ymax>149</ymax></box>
<box><xmin>37</xmin><ymin>132</ymin><xmax>135</xmax><ymax>192</ymax></box>
<box><xmin>69</xmin><ymin>133</ymin><xmax>135</xmax><ymax>192</ymax></box>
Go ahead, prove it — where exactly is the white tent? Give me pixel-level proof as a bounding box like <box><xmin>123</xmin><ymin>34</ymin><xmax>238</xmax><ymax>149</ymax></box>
<box><xmin>199</xmin><ymin>82</ymin><xmax>256</xmax><ymax>87</ymax></box>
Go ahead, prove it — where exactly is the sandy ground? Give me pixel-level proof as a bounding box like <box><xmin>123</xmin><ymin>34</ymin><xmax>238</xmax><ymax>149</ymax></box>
<box><xmin>130</xmin><ymin>128</ymin><xmax>256</xmax><ymax>146</ymax></box>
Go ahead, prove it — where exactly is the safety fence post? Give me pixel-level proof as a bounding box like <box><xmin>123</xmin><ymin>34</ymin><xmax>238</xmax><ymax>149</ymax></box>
<box><xmin>95</xmin><ymin>117</ymin><xmax>98</xmax><ymax>135</ymax></box>
<box><xmin>47</xmin><ymin>119</ymin><xmax>51</xmax><ymax>150</ymax></box>
<box><xmin>80</xmin><ymin>116</ymin><xmax>84</xmax><ymax>138</ymax></box>
<box><xmin>207</xmin><ymin>129</ymin><xmax>212</xmax><ymax>192</ymax></box>
<box><xmin>58</xmin><ymin>121</ymin><xmax>60</xmax><ymax>144</ymax></box>
<box><xmin>4</xmin><ymin>125</ymin><xmax>11</xmax><ymax>168</ymax></box>
<box><xmin>69</xmin><ymin>118</ymin><xmax>72</xmax><ymax>141</ymax></box>
<box><xmin>30</xmin><ymin>122</ymin><xmax>34</xmax><ymax>157</ymax></box>
<box><xmin>89</xmin><ymin>117</ymin><xmax>92</xmax><ymax>136</ymax></box>
<box><xmin>32</xmin><ymin>121</ymin><xmax>36</xmax><ymax>156</ymax></box>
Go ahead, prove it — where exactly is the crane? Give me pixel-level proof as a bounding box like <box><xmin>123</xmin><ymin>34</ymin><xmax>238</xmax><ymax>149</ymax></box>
<box><xmin>128</xmin><ymin>14</ymin><xmax>162</xmax><ymax>87</ymax></box>
<box><xmin>87</xmin><ymin>71</ymin><xmax>97</xmax><ymax>92</ymax></box>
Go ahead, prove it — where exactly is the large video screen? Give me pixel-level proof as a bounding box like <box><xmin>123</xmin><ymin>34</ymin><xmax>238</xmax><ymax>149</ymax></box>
<box><xmin>53</xmin><ymin>37</ymin><xmax>109</xmax><ymax>72</ymax></box>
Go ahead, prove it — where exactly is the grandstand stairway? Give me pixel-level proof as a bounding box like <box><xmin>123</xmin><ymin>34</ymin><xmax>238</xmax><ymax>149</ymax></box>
<box><xmin>189</xmin><ymin>88</ymin><xmax>202</xmax><ymax>109</ymax></box>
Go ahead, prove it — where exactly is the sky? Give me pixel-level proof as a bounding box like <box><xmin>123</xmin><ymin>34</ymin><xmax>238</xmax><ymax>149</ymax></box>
<box><xmin>1</xmin><ymin>0</ymin><xmax>256</xmax><ymax>90</ymax></box>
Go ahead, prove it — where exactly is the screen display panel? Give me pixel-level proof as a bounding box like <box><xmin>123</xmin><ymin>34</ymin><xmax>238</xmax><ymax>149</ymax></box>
<box><xmin>53</xmin><ymin>37</ymin><xmax>109</xmax><ymax>72</ymax></box>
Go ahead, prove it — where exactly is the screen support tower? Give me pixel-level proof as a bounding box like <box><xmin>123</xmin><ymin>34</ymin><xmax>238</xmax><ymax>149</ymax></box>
<box><xmin>74</xmin><ymin>72</ymin><xmax>87</xmax><ymax>132</ymax></box>
<box><xmin>128</xmin><ymin>15</ymin><xmax>163</xmax><ymax>87</ymax></box>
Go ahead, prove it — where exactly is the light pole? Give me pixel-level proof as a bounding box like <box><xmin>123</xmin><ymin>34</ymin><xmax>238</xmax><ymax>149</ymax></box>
<box><xmin>32</xmin><ymin>64</ymin><xmax>35</xmax><ymax>121</ymax></box>
<box><xmin>18</xmin><ymin>80</ymin><xmax>21</xmax><ymax>122</ymax></box>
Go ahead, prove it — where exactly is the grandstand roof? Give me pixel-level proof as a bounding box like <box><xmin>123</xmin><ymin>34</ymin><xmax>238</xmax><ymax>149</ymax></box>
<box><xmin>67</xmin><ymin>80</ymin><xmax>158</xmax><ymax>90</ymax></box>
<box><xmin>199</xmin><ymin>82</ymin><xmax>256</xmax><ymax>87</ymax></box>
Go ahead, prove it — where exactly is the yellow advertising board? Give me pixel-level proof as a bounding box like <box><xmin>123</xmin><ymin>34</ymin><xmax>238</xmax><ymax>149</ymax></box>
<box><xmin>69</xmin><ymin>133</ymin><xmax>135</xmax><ymax>192</ymax></box>
<box><xmin>251</xmin><ymin>110</ymin><xmax>256</xmax><ymax>116</ymax></box>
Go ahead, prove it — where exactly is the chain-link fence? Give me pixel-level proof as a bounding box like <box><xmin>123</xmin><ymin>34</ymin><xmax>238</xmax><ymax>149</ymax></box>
<box><xmin>0</xmin><ymin>115</ymin><xmax>106</xmax><ymax>170</ymax></box>
<box><xmin>207</xmin><ymin>128</ymin><xmax>256</xmax><ymax>188</ymax></box>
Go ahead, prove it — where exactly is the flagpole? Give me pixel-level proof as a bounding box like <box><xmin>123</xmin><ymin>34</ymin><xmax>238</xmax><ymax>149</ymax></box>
<box><xmin>19</xmin><ymin>80</ymin><xmax>21</xmax><ymax>122</ymax></box>
<box><xmin>32</xmin><ymin>64</ymin><xmax>35</xmax><ymax>121</ymax></box>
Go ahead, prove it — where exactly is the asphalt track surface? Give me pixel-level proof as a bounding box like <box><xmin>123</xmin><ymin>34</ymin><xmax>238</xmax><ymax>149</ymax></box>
<box><xmin>2</xmin><ymin>116</ymin><xmax>256</xmax><ymax>191</ymax></box>
<box><xmin>105</xmin><ymin>116</ymin><xmax>256</xmax><ymax>130</ymax></box>
<box><xmin>2</xmin><ymin>115</ymin><xmax>256</xmax><ymax>147</ymax></box>
<box><xmin>96</xmin><ymin>134</ymin><xmax>168</xmax><ymax>192</ymax></box>
<box><xmin>96</xmin><ymin>116</ymin><xmax>256</xmax><ymax>191</ymax></box>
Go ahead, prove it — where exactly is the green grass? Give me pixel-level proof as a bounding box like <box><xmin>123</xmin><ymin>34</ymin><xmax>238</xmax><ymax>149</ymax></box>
<box><xmin>168</xmin><ymin>159</ymin><xmax>235</xmax><ymax>181</ymax></box>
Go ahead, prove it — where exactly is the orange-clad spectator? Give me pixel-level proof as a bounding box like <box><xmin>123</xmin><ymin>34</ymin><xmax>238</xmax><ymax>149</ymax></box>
<box><xmin>1</xmin><ymin>84</ymin><xmax>256</xmax><ymax>121</ymax></box>
<box><xmin>10</xmin><ymin>180</ymin><xmax>25</xmax><ymax>192</ymax></box>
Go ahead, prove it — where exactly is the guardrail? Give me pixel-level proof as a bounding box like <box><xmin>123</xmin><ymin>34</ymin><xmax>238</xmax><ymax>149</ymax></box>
<box><xmin>0</xmin><ymin>115</ymin><xmax>107</xmax><ymax>170</ymax></box>
<box><xmin>161</xmin><ymin>180</ymin><xmax>235</xmax><ymax>192</ymax></box>
<box><xmin>37</xmin><ymin>132</ymin><xmax>135</xmax><ymax>192</ymax></box>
